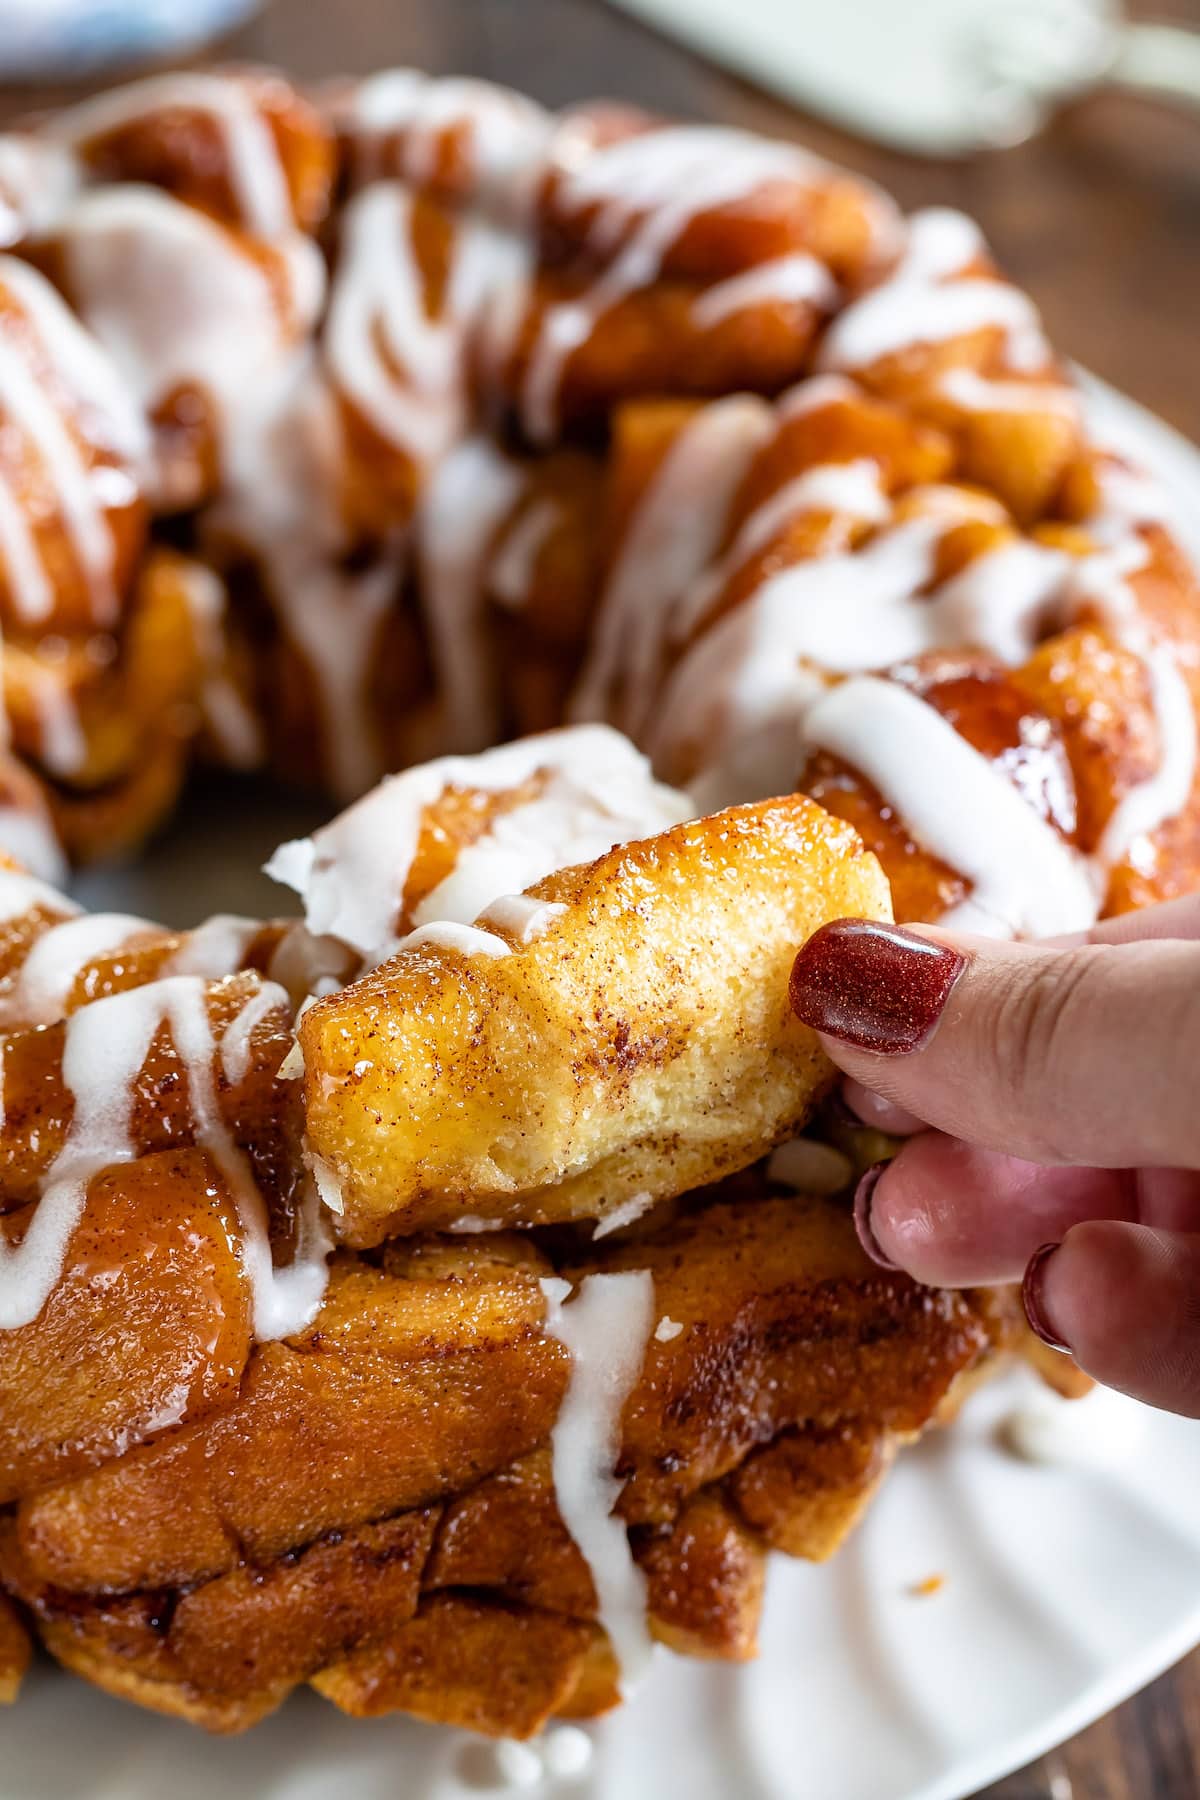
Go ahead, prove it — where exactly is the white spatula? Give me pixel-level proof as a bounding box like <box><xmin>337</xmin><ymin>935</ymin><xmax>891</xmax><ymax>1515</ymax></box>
<box><xmin>609</xmin><ymin>0</ymin><xmax>1200</xmax><ymax>156</ymax></box>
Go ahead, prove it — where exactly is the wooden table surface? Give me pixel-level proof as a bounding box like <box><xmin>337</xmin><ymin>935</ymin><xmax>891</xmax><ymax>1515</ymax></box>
<box><xmin>5</xmin><ymin>0</ymin><xmax>1200</xmax><ymax>1792</ymax></box>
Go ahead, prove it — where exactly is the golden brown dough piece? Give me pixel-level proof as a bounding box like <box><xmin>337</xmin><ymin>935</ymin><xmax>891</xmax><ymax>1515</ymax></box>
<box><xmin>52</xmin><ymin>68</ymin><xmax>336</xmax><ymax>236</ymax></box>
<box><xmin>3</xmin><ymin>1194</ymin><xmax>1021</xmax><ymax>1734</ymax></box>
<box><xmin>300</xmin><ymin>791</ymin><xmax>890</xmax><ymax>1243</ymax></box>
<box><xmin>576</xmin><ymin>368</ymin><xmax>1200</xmax><ymax>928</ymax></box>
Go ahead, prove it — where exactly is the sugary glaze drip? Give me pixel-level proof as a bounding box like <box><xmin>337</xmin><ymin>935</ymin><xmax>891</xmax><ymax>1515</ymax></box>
<box><xmin>0</xmin><ymin>861</ymin><xmax>338</xmax><ymax>1337</ymax></box>
<box><xmin>0</xmin><ymin>721</ymin><xmax>687</xmax><ymax>1345</ymax></box>
<box><xmin>325</xmin><ymin>183</ymin><xmax>519</xmax><ymax>474</ymax></box>
<box><xmin>415</xmin><ymin>438</ymin><xmax>529</xmax><ymax>752</ymax></box>
<box><xmin>0</xmin><ymin>62</ymin><xmax>1190</xmax><ymax>918</ymax></box>
<box><xmin>817</xmin><ymin>208</ymin><xmax>1048</xmax><ymax>375</ymax></box>
<box><xmin>57</xmin><ymin>184</ymin><xmax>324</xmax><ymax>502</ymax></box>
<box><xmin>585</xmin><ymin>355</ymin><xmax>1197</xmax><ymax>927</ymax></box>
<box><xmin>0</xmin><ymin>136</ymin><xmax>77</xmax><ymax>248</ymax></box>
<box><xmin>0</xmin><ymin>254</ymin><xmax>145</xmax><ymax>627</ymax></box>
<box><xmin>0</xmin><ymin>972</ymin><xmax>327</xmax><ymax>1336</ymax></box>
<box><xmin>521</xmin><ymin>125</ymin><xmax>860</xmax><ymax>443</ymax></box>
<box><xmin>266</xmin><ymin>723</ymin><xmax>689</xmax><ymax>963</ymax></box>
<box><xmin>336</xmin><ymin>68</ymin><xmax>552</xmax><ymax>211</ymax></box>
<box><xmin>540</xmin><ymin>1271</ymin><xmax>657</xmax><ymax>1691</ymax></box>
<box><xmin>52</xmin><ymin>73</ymin><xmax>298</xmax><ymax>238</ymax></box>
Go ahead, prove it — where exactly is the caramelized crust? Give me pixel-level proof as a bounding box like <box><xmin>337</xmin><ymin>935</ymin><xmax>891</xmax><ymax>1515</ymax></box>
<box><xmin>3</xmin><ymin>1195</ymin><xmax>1017</xmax><ymax>1733</ymax></box>
<box><xmin>0</xmin><ymin>1149</ymin><xmax>252</xmax><ymax>1502</ymax></box>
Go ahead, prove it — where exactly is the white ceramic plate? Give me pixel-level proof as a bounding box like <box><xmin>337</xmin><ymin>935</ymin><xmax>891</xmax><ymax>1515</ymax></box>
<box><xmin>9</xmin><ymin>379</ymin><xmax>1200</xmax><ymax>1800</ymax></box>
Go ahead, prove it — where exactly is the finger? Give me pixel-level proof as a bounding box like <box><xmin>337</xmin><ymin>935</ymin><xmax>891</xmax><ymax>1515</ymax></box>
<box><xmin>1048</xmin><ymin>891</ymin><xmax>1200</xmax><ymax>949</ymax></box>
<box><xmin>1026</xmin><ymin>1223</ymin><xmax>1200</xmax><ymax>1417</ymax></box>
<box><xmin>857</xmin><ymin>1136</ymin><xmax>1134</xmax><ymax>1285</ymax></box>
<box><xmin>789</xmin><ymin>919</ymin><xmax>1200</xmax><ymax>1169</ymax></box>
<box><xmin>841</xmin><ymin>1078</ymin><xmax>925</xmax><ymax>1137</ymax></box>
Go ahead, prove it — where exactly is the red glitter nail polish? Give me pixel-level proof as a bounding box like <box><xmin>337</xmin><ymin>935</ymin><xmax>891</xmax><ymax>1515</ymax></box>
<box><xmin>853</xmin><ymin>1161</ymin><xmax>899</xmax><ymax>1271</ymax></box>
<box><xmin>789</xmin><ymin>919</ymin><xmax>966</xmax><ymax>1055</ymax></box>
<box><xmin>1022</xmin><ymin>1242</ymin><xmax>1071</xmax><ymax>1354</ymax></box>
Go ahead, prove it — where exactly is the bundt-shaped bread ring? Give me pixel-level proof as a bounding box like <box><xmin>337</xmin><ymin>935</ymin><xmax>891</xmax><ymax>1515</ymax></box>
<box><xmin>0</xmin><ymin>725</ymin><xmax>1044</xmax><ymax>1734</ymax></box>
<box><xmin>0</xmin><ymin>61</ymin><xmax>1187</xmax><ymax>1741</ymax></box>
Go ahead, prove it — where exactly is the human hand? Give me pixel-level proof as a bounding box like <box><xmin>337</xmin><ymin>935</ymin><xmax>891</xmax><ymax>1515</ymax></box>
<box><xmin>789</xmin><ymin>895</ymin><xmax>1200</xmax><ymax>1417</ymax></box>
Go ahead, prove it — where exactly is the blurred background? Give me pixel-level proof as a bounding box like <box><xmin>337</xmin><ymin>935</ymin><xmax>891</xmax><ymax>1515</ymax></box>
<box><xmin>1</xmin><ymin>0</ymin><xmax>1198</xmax><ymax>441</ymax></box>
<box><xmin>0</xmin><ymin>0</ymin><xmax>1197</xmax><ymax>1793</ymax></box>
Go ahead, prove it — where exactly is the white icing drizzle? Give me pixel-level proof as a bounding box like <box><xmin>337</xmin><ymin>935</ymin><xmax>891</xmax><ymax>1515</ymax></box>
<box><xmin>776</xmin><ymin>372</ymin><xmax>862</xmax><ymax>418</ymax></box>
<box><xmin>1067</xmin><ymin>496</ymin><xmax>1198</xmax><ymax>871</ymax></box>
<box><xmin>58</xmin><ymin>186</ymin><xmax>324</xmax><ymax>500</ymax></box>
<box><xmin>1099</xmin><ymin>642</ymin><xmax>1196</xmax><ymax>866</ymax></box>
<box><xmin>54</xmin><ymin>73</ymin><xmax>294</xmax><ymax>237</ymax></box>
<box><xmin>0</xmin><ymin>458</ymin><xmax>53</xmax><ymax>623</ymax></box>
<box><xmin>540</xmin><ymin>1271</ymin><xmax>656</xmax><ymax>1691</ymax></box>
<box><xmin>402</xmin><ymin>920</ymin><xmax>512</xmax><ymax>959</ymax></box>
<box><xmin>490</xmin><ymin>496</ymin><xmax>561</xmax><ymax>610</ymax></box>
<box><xmin>346</xmin><ymin>70</ymin><xmax>552</xmax><ymax>212</ymax></box>
<box><xmin>665</xmin><ymin>456</ymin><xmax>892</xmax><ymax>659</ymax></box>
<box><xmin>691</xmin><ymin>253</ymin><xmax>838</xmax><ymax>329</ymax></box>
<box><xmin>767</xmin><ymin>1138</ymin><xmax>855</xmax><ymax>1196</ymax></box>
<box><xmin>818</xmin><ymin>207</ymin><xmax>1048</xmax><ymax>376</ymax></box>
<box><xmin>325</xmin><ymin>185</ymin><xmax>517</xmax><ymax>473</ymax></box>
<box><xmin>0</xmin><ymin>257</ymin><xmax>144</xmax><ymax>628</ymax></box>
<box><xmin>523</xmin><ymin>127</ymin><xmax>844</xmax><ymax>442</ymax></box>
<box><xmin>415</xmin><ymin>437</ymin><xmax>527</xmax><ymax>753</ymax></box>
<box><xmin>0</xmin><ymin>864</ymin><xmax>75</xmax><ymax>925</ymax></box>
<box><xmin>165</xmin><ymin>913</ymin><xmax>259</xmax><ymax>979</ymax></box>
<box><xmin>0</xmin><ymin>255</ymin><xmax>146</xmax><ymax>468</ymax></box>
<box><xmin>0</xmin><ymin>135</ymin><xmax>78</xmax><ymax>246</ymax></box>
<box><xmin>479</xmin><ymin>893</ymin><xmax>567</xmax><ymax>944</ymax></box>
<box><xmin>0</xmin><ymin>909</ymin><xmax>152</xmax><ymax>1027</ymax></box>
<box><xmin>0</xmin><ymin>337</ymin><xmax>120</xmax><ymax>624</ymax></box>
<box><xmin>939</xmin><ymin>367</ymin><xmax>1080</xmax><ymax>419</ymax></box>
<box><xmin>720</xmin><ymin>458</ymin><xmax>892</xmax><ymax>568</ymax></box>
<box><xmin>265</xmin><ymin>924</ymin><xmax>355</xmax><ymax>1009</ymax></box>
<box><xmin>216</xmin><ymin>355</ymin><xmax>395</xmax><ymax>799</ymax></box>
<box><xmin>803</xmin><ymin>676</ymin><xmax>1102</xmax><ymax>938</ymax></box>
<box><xmin>26</xmin><ymin>668</ymin><xmax>86</xmax><ymax>780</ymax></box>
<box><xmin>0</xmin><ymin>807</ymin><xmax>66</xmax><ymax>885</ymax></box>
<box><xmin>305</xmin><ymin>1146</ymin><xmax>345</xmax><ymax>1217</ymax></box>
<box><xmin>175</xmin><ymin>561</ymin><xmax>264</xmax><ymax>770</ymax></box>
<box><xmin>592</xmin><ymin>1191</ymin><xmax>654</xmax><ymax>1239</ymax></box>
<box><xmin>572</xmin><ymin>396</ymin><xmax>774</xmax><ymax>737</ymax></box>
<box><xmin>220</xmin><ymin>980</ymin><xmax>289</xmax><ymax>1084</ymax></box>
<box><xmin>0</xmin><ymin>974</ymin><xmax>328</xmax><ymax>1335</ymax></box>
<box><xmin>265</xmin><ymin>725</ymin><xmax>688</xmax><ymax>963</ymax></box>
<box><xmin>650</xmin><ymin>427</ymin><xmax>1194</xmax><ymax>886</ymax></box>
<box><xmin>653</xmin><ymin>518</ymin><xmax>950</xmax><ymax>803</ymax></box>
<box><xmin>405</xmin><ymin>753</ymin><xmax>686</xmax><ymax>944</ymax></box>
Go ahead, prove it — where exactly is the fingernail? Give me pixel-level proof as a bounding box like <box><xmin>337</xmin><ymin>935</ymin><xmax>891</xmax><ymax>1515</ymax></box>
<box><xmin>1022</xmin><ymin>1242</ymin><xmax>1071</xmax><ymax>1353</ymax></box>
<box><xmin>790</xmin><ymin>920</ymin><xmax>966</xmax><ymax>1055</ymax></box>
<box><xmin>854</xmin><ymin>1162</ymin><xmax>900</xmax><ymax>1271</ymax></box>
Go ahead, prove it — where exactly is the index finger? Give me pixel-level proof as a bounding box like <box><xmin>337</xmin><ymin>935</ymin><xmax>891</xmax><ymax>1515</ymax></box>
<box><xmin>789</xmin><ymin>919</ymin><xmax>1200</xmax><ymax>1170</ymax></box>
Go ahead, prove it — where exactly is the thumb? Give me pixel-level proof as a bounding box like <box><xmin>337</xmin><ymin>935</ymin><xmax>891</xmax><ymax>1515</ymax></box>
<box><xmin>789</xmin><ymin>918</ymin><xmax>1200</xmax><ymax>1170</ymax></box>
